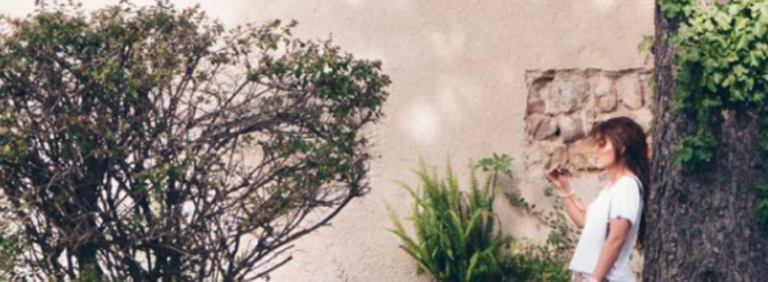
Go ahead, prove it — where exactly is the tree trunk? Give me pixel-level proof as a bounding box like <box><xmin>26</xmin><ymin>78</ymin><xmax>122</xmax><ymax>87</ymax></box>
<box><xmin>643</xmin><ymin>1</ymin><xmax>768</xmax><ymax>281</ymax></box>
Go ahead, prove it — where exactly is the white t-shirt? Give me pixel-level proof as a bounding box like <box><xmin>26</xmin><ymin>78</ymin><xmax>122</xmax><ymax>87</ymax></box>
<box><xmin>569</xmin><ymin>174</ymin><xmax>643</xmax><ymax>282</ymax></box>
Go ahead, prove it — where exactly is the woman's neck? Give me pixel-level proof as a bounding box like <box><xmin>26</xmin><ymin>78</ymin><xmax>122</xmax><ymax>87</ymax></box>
<box><xmin>608</xmin><ymin>164</ymin><xmax>632</xmax><ymax>184</ymax></box>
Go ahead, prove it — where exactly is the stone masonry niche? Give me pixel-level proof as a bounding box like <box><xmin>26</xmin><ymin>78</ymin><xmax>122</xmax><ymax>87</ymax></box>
<box><xmin>524</xmin><ymin>68</ymin><xmax>654</xmax><ymax>176</ymax></box>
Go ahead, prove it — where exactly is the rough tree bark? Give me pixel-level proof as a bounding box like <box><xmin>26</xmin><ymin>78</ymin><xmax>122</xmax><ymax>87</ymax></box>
<box><xmin>643</xmin><ymin>1</ymin><xmax>768</xmax><ymax>281</ymax></box>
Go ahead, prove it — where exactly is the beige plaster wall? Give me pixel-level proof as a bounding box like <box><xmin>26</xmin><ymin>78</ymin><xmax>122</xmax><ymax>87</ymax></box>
<box><xmin>0</xmin><ymin>0</ymin><xmax>655</xmax><ymax>281</ymax></box>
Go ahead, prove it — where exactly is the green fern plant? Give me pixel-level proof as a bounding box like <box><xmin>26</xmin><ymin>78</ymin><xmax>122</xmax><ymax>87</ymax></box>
<box><xmin>387</xmin><ymin>158</ymin><xmax>513</xmax><ymax>282</ymax></box>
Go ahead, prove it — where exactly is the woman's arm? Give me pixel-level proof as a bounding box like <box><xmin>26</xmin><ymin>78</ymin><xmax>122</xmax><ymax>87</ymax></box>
<box><xmin>546</xmin><ymin>169</ymin><xmax>588</xmax><ymax>228</ymax></box>
<box><xmin>591</xmin><ymin>218</ymin><xmax>632</xmax><ymax>281</ymax></box>
<box><xmin>560</xmin><ymin>184</ymin><xmax>588</xmax><ymax>228</ymax></box>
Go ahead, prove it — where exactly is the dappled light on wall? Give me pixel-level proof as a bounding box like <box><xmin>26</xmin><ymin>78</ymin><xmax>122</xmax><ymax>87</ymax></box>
<box><xmin>404</xmin><ymin>103</ymin><xmax>441</xmax><ymax>145</ymax></box>
<box><xmin>593</xmin><ymin>0</ymin><xmax>617</xmax><ymax>10</ymax></box>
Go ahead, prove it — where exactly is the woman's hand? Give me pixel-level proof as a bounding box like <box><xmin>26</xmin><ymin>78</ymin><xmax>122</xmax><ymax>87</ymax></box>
<box><xmin>546</xmin><ymin>167</ymin><xmax>572</xmax><ymax>193</ymax></box>
<box><xmin>546</xmin><ymin>167</ymin><xmax>586</xmax><ymax>228</ymax></box>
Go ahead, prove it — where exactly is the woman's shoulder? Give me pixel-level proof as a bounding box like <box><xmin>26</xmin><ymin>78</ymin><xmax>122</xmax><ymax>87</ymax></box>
<box><xmin>619</xmin><ymin>174</ymin><xmax>640</xmax><ymax>184</ymax></box>
<box><xmin>611</xmin><ymin>174</ymin><xmax>641</xmax><ymax>193</ymax></box>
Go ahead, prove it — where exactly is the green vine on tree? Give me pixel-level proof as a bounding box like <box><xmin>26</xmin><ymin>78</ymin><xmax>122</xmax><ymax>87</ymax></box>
<box><xmin>660</xmin><ymin>0</ymin><xmax>697</xmax><ymax>20</ymax></box>
<box><xmin>661</xmin><ymin>0</ymin><xmax>768</xmax><ymax>226</ymax></box>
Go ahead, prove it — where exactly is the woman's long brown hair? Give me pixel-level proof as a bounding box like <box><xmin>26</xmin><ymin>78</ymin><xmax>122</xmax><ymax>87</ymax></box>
<box><xmin>588</xmin><ymin>116</ymin><xmax>650</xmax><ymax>251</ymax></box>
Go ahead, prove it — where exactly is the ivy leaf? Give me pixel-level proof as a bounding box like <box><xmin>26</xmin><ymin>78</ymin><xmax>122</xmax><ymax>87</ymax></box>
<box><xmin>638</xmin><ymin>35</ymin><xmax>655</xmax><ymax>53</ymax></box>
<box><xmin>735</xmin><ymin>17</ymin><xmax>749</xmax><ymax>32</ymax></box>
<box><xmin>673</xmin><ymin>144</ymin><xmax>695</xmax><ymax>165</ymax></box>
<box><xmin>728</xmin><ymin>3</ymin><xmax>742</xmax><ymax>16</ymax></box>
<box><xmin>714</xmin><ymin>13</ymin><xmax>732</xmax><ymax>30</ymax></box>
<box><xmin>757</xmin><ymin>181</ymin><xmax>768</xmax><ymax>198</ymax></box>
<box><xmin>756</xmin><ymin>197</ymin><xmax>768</xmax><ymax>227</ymax></box>
<box><xmin>713</xmin><ymin>72</ymin><xmax>724</xmax><ymax>84</ymax></box>
<box><xmin>754</xmin><ymin>22</ymin><xmax>766</xmax><ymax>37</ymax></box>
<box><xmin>759</xmin><ymin>131</ymin><xmax>768</xmax><ymax>151</ymax></box>
<box><xmin>702</xmin><ymin>97</ymin><xmax>722</xmax><ymax>108</ymax></box>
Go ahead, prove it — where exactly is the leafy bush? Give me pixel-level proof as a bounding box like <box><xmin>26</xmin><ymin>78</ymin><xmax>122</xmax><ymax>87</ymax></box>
<box><xmin>505</xmin><ymin>183</ymin><xmax>579</xmax><ymax>257</ymax></box>
<box><xmin>477</xmin><ymin>153</ymin><xmax>574</xmax><ymax>282</ymax></box>
<box><xmin>500</xmin><ymin>246</ymin><xmax>571</xmax><ymax>282</ymax></box>
<box><xmin>0</xmin><ymin>0</ymin><xmax>389</xmax><ymax>280</ymax></box>
<box><xmin>478</xmin><ymin>154</ymin><xmax>578</xmax><ymax>256</ymax></box>
<box><xmin>388</xmin><ymin>159</ymin><xmax>513</xmax><ymax>282</ymax></box>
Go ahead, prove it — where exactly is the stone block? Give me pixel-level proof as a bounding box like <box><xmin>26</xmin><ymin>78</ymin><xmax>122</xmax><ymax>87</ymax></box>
<box><xmin>594</xmin><ymin>76</ymin><xmax>617</xmax><ymax>113</ymax></box>
<box><xmin>547</xmin><ymin>145</ymin><xmax>568</xmax><ymax>170</ymax></box>
<box><xmin>567</xmin><ymin>139</ymin><xmax>596</xmax><ymax>170</ymax></box>
<box><xmin>526</xmin><ymin>113</ymin><xmax>558</xmax><ymax>140</ymax></box>
<box><xmin>617</xmin><ymin>74</ymin><xmax>643</xmax><ymax>110</ymax></box>
<box><xmin>558</xmin><ymin>115</ymin><xmax>585</xmax><ymax>143</ymax></box>
<box><xmin>633</xmin><ymin>108</ymin><xmax>655</xmax><ymax>134</ymax></box>
<box><xmin>527</xmin><ymin>84</ymin><xmax>548</xmax><ymax>115</ymax></box>
<box><xmin>545</xmin><ymin>77</ymin><xmax>589</xmax><ymax>114</ymax></box>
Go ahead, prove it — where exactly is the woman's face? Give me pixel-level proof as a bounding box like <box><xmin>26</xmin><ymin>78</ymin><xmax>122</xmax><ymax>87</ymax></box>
<box><xmin>593</xmin><ymin>136</ymin><xmax>619</xmax><ymax>169</ymax></box>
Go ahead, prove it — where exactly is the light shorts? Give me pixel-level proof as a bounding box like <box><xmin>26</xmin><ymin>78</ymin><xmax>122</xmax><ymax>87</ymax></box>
<box><xmin>572</xmin><ymin>272</ymin><xmax>637</xmax><ymax>282</ymax></box>
<box><xmin>572</xmin><ymin>271</ymin><xmax>597</xmax><ymax>282</ymax></box>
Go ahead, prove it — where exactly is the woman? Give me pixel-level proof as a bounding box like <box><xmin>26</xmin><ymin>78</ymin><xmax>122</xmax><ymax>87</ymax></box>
<box><xmin>547</xmin><ymin>117</ymin><xmax>650</xmax><ymax>282</ymax></box>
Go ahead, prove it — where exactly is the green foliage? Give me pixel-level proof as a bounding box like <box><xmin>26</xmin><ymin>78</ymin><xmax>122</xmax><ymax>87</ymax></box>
<box><xmin>388</xmin><ymin>154</ymin><xmax>572</xmax><ymax>282</ymax></box>
<box><xmin>505</xmin><ymin>182</ymin><xmax>578</xmax><ymax>258</ymax></box>
<box><xmin>480</xmin><ymin>152</ymin><xmax>575</xmax><ymax>263</ymax></box>
<box><xmin>476</xmin><ymin>153</ymin><xmax>513</xmax><ymax>175</ymax></box>
<box><xmin>665</xmin><ymin>0</ymin><xmax>768</xmax><ymax>227</ymax></box>
<box><xmin>756</xmin><ymin>181</ymin><xmax>768</xmax><ymax>226</ymax></box>
<box><xmin>481</xmin><ymin>152</ymin><xmax>578</xmax><ymax>257</ymax></box>
<box><xmin>660</xmin><ymin>0</ymin><xmax>697</xmax><ymax>20</ymax></box>
<box><xmin>671</xmin><ymin>126</ymin><xmax>717</xmax><ymax>169</ymax></box>
<box><xmin>672</xmin><ymin>0</ymin><xmax>768</xmax><ymax>117</ymax></box>
<box><xmin>477</xmin><ymin>153</ymin><xmax>574</xmax><ymax>281</ymax></box>
<box><xmin>487</xmin><ymin>153</ymin><xmax>575</xmax><ymax>282</ymax></box>
<box><xmin>388</xmin><ymin>158</ymin><xmax>513</xmax><ymax>282</ymax></box>
<box><xmin>638</xmin><ymin>35</ymin><xmax>655</xmax><ymax>54</ymax></box>
<box><xmin>500</xmin><ymin>246</ymin><xmax>571</xmax><ymax>282</ymax></box>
